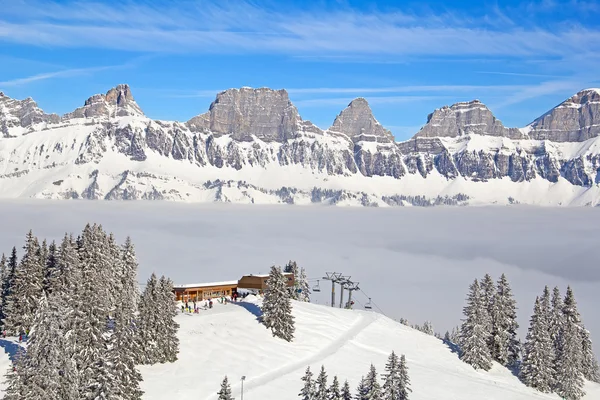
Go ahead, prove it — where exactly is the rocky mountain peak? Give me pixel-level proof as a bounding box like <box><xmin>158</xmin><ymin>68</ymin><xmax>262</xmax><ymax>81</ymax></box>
<box><xmin>413</xmin><ymin>99</ymin><xmax>524</xmax><ymax>140</ymax></box>
<box><xmin>63</xmin><ymin>84</ymin><xmax>144</xmax><ymax>120</ymax></box>
<box><xmin>0</xmin><ymin>92</ymin><xmax>60</xmax><ymax>131</ymax></box>
<box><xmin>328</xmin><ymin>97</ymin><xmax>393</xmax><ymax>142</ymax></box>
<box><xmin>187</xmin><ymin>87</ymin><xmax>303</xmax><ymax>142</ymax></box>
<box><xmin>528</xmin><ymin>88</ymin><xmax>600</xmax><ymax>142</ymax></box>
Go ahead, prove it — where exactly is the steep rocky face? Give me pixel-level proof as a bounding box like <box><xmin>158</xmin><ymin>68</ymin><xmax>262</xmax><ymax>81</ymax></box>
<box><xmin>414</xmin><ymin>100</ymin><xmax>524</xmax><ymax>139</ymax></box>
<box><xmin>187</xmin><ymin>87</ymin><xmax>305</xmax><ymax>142</ymax></box>
<box><xmin>0</xmin><ymin>92</ymin><xmax>59</xmax><ymax>135</ymax></box>
<box><xmin>528</xmin><ymin>89</ymin><xmax>600</xmax><ymax>142</ymax></box>
<box><xmin>328</xmin><ymin>98</ymin><xmax>393</xmax><ymax>143</ymax></box>
<box><xmin>63</xmin><ymin>84</ymin><xmax>144</xmax><ymax>120</ymax></box>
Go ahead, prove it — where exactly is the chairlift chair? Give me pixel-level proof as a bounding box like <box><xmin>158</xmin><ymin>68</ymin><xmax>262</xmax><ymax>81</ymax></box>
<box><xmin>312</xmin><ymin>280</ymin><xmax>321</xmax><ymax>292</ymax></box>
<box><xmin>364</xmin><ymin>297</ymin><xmax>373</xmax><ymax>310</ymax></box>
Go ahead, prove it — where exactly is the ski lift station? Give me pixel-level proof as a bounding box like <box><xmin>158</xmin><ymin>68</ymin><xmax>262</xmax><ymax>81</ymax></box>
<box><xmin>173</xmin><ymin>273</ymin><xmax>295</xmax><ymax>302</ymax></box>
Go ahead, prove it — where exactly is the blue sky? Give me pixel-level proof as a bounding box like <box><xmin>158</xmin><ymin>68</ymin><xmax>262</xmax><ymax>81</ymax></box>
<box><xmin>1</xmin><ymin>0</ymin><xmax>600</xmax><ymax>140</ymax></box>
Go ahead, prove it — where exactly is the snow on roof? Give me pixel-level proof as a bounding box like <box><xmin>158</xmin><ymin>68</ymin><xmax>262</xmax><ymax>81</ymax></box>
<box><xmin>173</xmin><ymin>280</ymin><xmax>238</xmax><ymax>289</ymax></box>
<box><xmin>244</xmin><ymin>272</ymin><xmax>294</xmax><ymax>278</ymax></box>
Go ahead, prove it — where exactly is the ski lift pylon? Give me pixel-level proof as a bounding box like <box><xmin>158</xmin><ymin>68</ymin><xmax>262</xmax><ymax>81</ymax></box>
<box><xmin>364</xmin><ymin>297</ymin><xmax>372</xmax><ymax>310</ymax></box>
<box><xmin>312</xmin><ymin>280</ymin><xmax>321</xmax><ymax>292</ymax></box>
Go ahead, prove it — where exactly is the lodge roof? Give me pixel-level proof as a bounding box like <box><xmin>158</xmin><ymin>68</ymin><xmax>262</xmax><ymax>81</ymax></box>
<box><xmin>173</xmin><ymin>280</ymin><xmax>238</xmax><ymax>289</ymax></box>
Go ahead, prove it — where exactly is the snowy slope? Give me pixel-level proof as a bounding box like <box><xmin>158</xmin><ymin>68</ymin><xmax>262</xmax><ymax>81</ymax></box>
<box><xmin>137</xmin><ymin>297</ymin><xmax>599</xmax><ymax>399</ymax></box>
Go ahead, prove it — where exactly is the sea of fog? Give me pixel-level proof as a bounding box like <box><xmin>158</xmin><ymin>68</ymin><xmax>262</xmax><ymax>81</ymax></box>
<box><xmin>0</xmin><ymin>200</ymin><xmax>598</xmax><ymax>357</ymax></box>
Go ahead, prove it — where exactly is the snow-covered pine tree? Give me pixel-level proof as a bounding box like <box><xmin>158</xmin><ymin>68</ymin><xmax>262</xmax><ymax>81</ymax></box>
<box><xmin>549</xmin><ymin>286</ymin><xmax>564</xmax><ymax>357</ymax></box>
<box><xmin>18</xmin><ymin>293</ymin><xmax>78</xmax><ymax>400</ymax></box>
<box><xmin>75</xmin><ymin>224</ymin><xmax>116</xmax><ymax>397</ymax></box>
<box><xmin>138</xmin><ymin>273</ymin><xmax>160</xmax><ymax>364</ymax></box>
<box><xmin>262</xmin><ymin>265</ymin><xmax>295</xmax><ymax>341</ymax></box>
<box><xmin>363</xmin><ymin>364</ymin><xmax>382</xmax><ymax>400</ymax></box>
<box><xmin>421</xmin><ymin>321</ymin><xmax>434</xmax><ymax>336</ymax></box>
<box><xmin>3</xmin><ymin>346</ymin><xmax>26</xmax><ymax>400</ymax></box>
<box><xmin>299</xmin><ymin>366</ymin><xmax>315</xmax><ymax>400</ymax></box>
<box><xmin>315</xmin><ymin>365</ymin><xmax>328</xmax><ymax>400</ymax></box>
<box><xmin>481</xmin><ymin>274</ymin><xmax>496</xmax><ymax>355</ymax></box>
<box><xmin>328</xmin><ymin>375</ymin><xmax>341</xmax><ymax>400</ymax></box>
<box><xmin>43</xmin><ymin>241</ymin><xmax>58</xmax><ymax>294</ymax></box>
<box><xmin>284</xmin><ymin>260</ymin><xmax>300</xmax><ymax>300</ymax></box>
<box><xmin>298</xmin><ymin>267</ymin><xmax>311</xmax><ymax>302</ymax></box>
<box><xmin>158</xmin><ymin>275</ymin><xmax>180</xmax><ymax>363</ymax></box>
<box><xmin>355</xmin><ymin>376</ymin><xmax>368</xmax><ymax>400</ymax></box>
<box><xmin>490</xmin><ymin>274</ymin><xmax>520</xmax><ymax>366</ymax></box>
<box><xmin>0</xmin><ymin>254</ymin><xmax>6</xmax><ymax>286</ymax></box>
<box><xmin>0</xmin><ymin>247</ymin><xmax>17</xmax><ymax>329</ymax></box>
<box><xmin>520</xmin><ymin>296</ymin><xmax>554</xmax><ymax>393</ymax></box>
<box><xmin>341</xmin><ymin>380</ymin><xmax>352</xmax><ymax>400</ymax></box>
<box><xmin>105</xmin><ymin>236</ymin><xmax>144</xmax><ymax>400</ymax></box>
<box><xmin>382</xmin><ymin>351</ymin><xmax>400</xmax><ymax>400</ymax></box>
<box><xmin>554</xmin><ymin>286</ymin><xmax>585</xmax><ymax>400</ymax></box>
<box><xmin>580</xmin><ymin>325</ymin><xmax>600</xmax><ymax>383</ymax></box>
<box><xmin>3</xmin><ymin>231</ymin><xmax>44</xmax><ymax>335</ymax></box>
<box><xmin>397</xmin><ymin>355</ymin><xmax>411</xmax><ymax>400</ymax></box>
<box><xmin>217</xmin><ymin>376</ymin><xmax>234</xmax><ymax>400</ymax></box>
<box><xmin>459</xmin><ymin>279</ymin><xmax>492</xmax><ymax>370</ymax></box>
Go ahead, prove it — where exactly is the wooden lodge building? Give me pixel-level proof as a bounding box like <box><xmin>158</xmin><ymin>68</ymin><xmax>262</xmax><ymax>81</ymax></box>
<box><xmin>173</xmin><ymin>273</ymin><xmax>295</xmax><ymax>302</ymax></box>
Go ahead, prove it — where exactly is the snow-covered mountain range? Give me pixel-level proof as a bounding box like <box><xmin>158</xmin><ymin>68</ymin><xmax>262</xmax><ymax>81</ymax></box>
<box><xmin>1</xmin><ymin>85</ymin><xmax>600</xmax><ymax>206</ymax></box>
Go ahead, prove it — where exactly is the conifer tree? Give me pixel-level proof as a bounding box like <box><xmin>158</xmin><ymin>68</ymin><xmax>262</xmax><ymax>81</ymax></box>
<box><xmin>490</xmin><ymin>274</ymin><xmax>520</xmax><ymax>366</ymax></box>
<box><xmin>284</xmin><ymin>260</ymin><xmax>300</xmax><ymax>300</ymax></box>
<box><xmin>549</xmin><ymin>286</ymin><xmax>564</xmax><ymax>356</ymax></box>
<box><xmin>355</xmin><ymin>376</ymin><xmax>368</xmax><ymax>400</ymax></box>
<box><xmin>299</xmin><ymin>366</ymin><xmax>315</xmax><ymax>400</ymax></box>
<box><xmin>3</xmin><ymin>346</ymin><xmax>26</xmax><ymax>400</ymax></box>
<box><xmin>106</xmin><ymin>236</ymin><xmax>144</xmax><ymax>400</ymax></box>
<box><xmin>480</xmin><ymin>274</ymin><xmax>496</xmax><ymax>356</ymax></box>
<box><xmin>298</xmin><ymin>266</ymin><xmax>311</xmax><ymax>302</ymax></box>
<box><xmin>397</xmin><ymin>355</ymin><xmax>411</xmax><ymax>400</ymax></box>
<box><xmin>520</xmin><ymin>297</ymin><xmax>554</xmax><ymax>392</ymax></box>
<box><xmin>421</xmin><ymin>321</ymin><xmax>434</xmax><ymax>336</ymax></box>
<box><xmin>328</xmin><ymin>375</ymin><xmax>341</xmax><ymax>400</ymax></box>
<box><xmin>580</xmin><ymin>326</ymin><xmax>600</xmax><ymax>383</ymax></box>
<box><xmin>0</xmin><ymin>254</ymin><xmax>6</xmax><ymax>286</ymax></box>
<box><xmin>262</xmin><ymin>265</ymin><xmax>295</xmax><ymax>341</ymax></box>
<box><xmin>217</xmin><ymin>376</ymin><xmax>234</xmax><ymax>400</ymax></box>
<box><xmin>341</xmin><ymin>380</ymin><xmax>352</xmax><ymax>400</ymax></box>
<box><xmin>43</xmin><ymin>241</ymin><xmax>58</xmax><ymax>294</ymax></box>
<box><xmin>158</xmin><ymin>275</ymin><xmax>180</xmax><ymax>362</ymax></box>
<box><xmin>363</xmin><ymin>364</ymin><xmax>382</xmax><ymax>400</ymax></box>
<box><xmin>18</xmin><ymin>294</ymin><xmax>77</xmax><ymax>400</ymax></box>
<box><xmin>554</xmin><ymin>286</ymin><xmax>585</xmax><ymax>400</ymax></box>
<box><xmin>382</xmin><ymin>351</ymin><xmax>400</xmax><ymax>400</ymax></box>
<box><xmin>138</xmin><ymin>273</ymin><xmax>160</xmax><ymax>364</ymax></box>
<box><xmin>4</xmin><ymin>231</ymin><xmax>44</xmax><ymax>334</ymax></box>
<box><xmin>315</xmin><ymin>365</ymin><xmax>328</xmax><ymax>400</ymax></box>
<box><xmin>459</xmin><ymin>279</ymin><xmax>492</xmax><ymax>370</ymax></box>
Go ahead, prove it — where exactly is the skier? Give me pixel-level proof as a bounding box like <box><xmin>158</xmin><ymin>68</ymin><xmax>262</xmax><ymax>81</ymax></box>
<box><xmin>209</xmin><ymin>299</ymin><xmax>213</xmax><ymax>309</ymax></box>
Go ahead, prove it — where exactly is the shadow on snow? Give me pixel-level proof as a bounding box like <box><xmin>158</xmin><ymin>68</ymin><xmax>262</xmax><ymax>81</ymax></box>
<box><xmin>233</xmin><ymin>301</ymin><xmax>263</xmax><ymax>322</ymax></box>
<box><xmin>0</xmin><ymin>339</ymin><xmax>24</xmax><ymax>363</ymax></box>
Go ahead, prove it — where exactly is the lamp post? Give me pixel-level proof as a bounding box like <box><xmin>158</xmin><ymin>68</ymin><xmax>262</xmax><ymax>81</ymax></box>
<box><xmin>241</xmin><ymin>376</ymin><xmax>246</xmax><ymax>400</ymax></box>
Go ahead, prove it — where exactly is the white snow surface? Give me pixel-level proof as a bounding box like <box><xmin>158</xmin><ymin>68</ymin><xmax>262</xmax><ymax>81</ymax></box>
<box><xmin>137</xmin><ymin>297</ymin><xmax>600</xmax><ymax>399</ymax></box>
<box><xmin>0</xmin><ymin>112</ymin><xmax>600</xmax><ymax>205</ymax></box>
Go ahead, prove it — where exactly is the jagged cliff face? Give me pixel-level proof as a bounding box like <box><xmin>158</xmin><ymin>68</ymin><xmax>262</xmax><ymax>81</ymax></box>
<box><xmin>414</xmin><ymin>100</ymin><xmax>524</xmax><ymax>139</ymax></box>
<box><xmin>528</xmin><ymin>88</ymin><xmax>600</xmax><ymax>142</ymax></box>
<box><xmin>0</xmin><ymin>85</ymin><xmax>599</xmax><ymax>206</ymax></box>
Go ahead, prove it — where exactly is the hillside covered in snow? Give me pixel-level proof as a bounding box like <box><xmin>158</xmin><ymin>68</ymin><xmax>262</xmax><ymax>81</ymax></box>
<box><xmin>1</xmin><ymin>86</ymin><xmax>600</xmax><ymax>206</ymax></box>
<box><xmin>137</xmin><ymin>297</ymin><xmax>600</xmax><ymax>399</ymax></box>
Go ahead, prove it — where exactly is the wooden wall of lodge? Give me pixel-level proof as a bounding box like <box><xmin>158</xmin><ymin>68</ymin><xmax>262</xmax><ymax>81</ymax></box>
<box><xmin>174</xmin><ymin>273</ymin><xmax>295</xmax><ymax>302</ymax></box>
<box><xmin>175</xmin><ymin>284</ymin><xmax>237</xmax><ymax>302</ymax></box>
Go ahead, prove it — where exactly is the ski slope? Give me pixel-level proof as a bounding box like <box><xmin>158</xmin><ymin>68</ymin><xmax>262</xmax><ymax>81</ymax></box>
<box><xmin>138</xmin><ymin>296</ymin><xmax>600</xmax><ymax>400</ymax></box>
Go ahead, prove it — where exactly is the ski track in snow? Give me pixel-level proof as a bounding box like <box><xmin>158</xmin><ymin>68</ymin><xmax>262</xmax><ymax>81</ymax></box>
<box><xmin>204</xmin><ymin>311</ymin><xmax>378</xmax><ymax>400</ymax></box>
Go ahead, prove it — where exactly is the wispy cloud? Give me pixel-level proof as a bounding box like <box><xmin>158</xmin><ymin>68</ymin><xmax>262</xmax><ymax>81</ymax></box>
<box><xmin>1</xmin><ymin>0</ymin><xmax>600</xmax><ymax>60</ymax></box>
<box><xmin>0</xmin><ymin>65</ymin><xmax>118</xmax><ymax>87</ymax></box>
